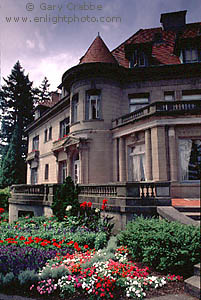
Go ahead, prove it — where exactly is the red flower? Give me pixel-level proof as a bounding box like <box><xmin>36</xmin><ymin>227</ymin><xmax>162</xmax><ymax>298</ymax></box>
<box><xmin>101</xmin><ymin>204</ymin><xmax>106</xmax><ymax>210</ymax></box>
<box><xmin>67</xmin><ymin>240</ymin><xmax>74</xmax><ymax>245</ymax></box>
<box><xmin>84</xmin><ymin>244</ymin><xmax>89</xmax><ymax>249</ymax></box>
<box><xmin>80</xmin><ymin>201</ymin><xmax>87</xmax><ymax>209</ymax></box>
<box><xmin>102</xmin><ymin>199</ymin><xmax>108</xmax><ymax>205</ymax></box>
<box><xmin>20</xmin><ymin>236</ymin><xmax>26</xmax><ymax>240</ymax></box>
<box><xmin>0</xmin><ymin>208</ymin><xmax>5</xmax><ymax>214</ymax></box>
<box><xmin>87</xmin><ymin>201</ymin><xmax>92</xmax><ymax>208</ymax></box>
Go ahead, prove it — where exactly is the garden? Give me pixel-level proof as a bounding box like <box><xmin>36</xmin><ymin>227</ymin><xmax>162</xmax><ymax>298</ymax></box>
<box><xmin>0</xmin><ymin>178</ymin><xmax>200</xmax><ymax>299</ymax></box>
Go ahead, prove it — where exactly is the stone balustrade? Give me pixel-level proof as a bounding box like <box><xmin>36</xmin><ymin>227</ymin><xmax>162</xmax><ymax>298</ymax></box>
<box><xmin>112</xmin><ymin>100</ymin><xmax>201</xmax><ymax>128</ymax></box>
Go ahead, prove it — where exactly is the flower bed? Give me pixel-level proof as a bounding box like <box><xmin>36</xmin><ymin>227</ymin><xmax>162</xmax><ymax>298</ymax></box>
<box><xmin>29</xmin><ymin>241</ymin><xmax>183</xmax><ymax>300</ymax></box>
<box><xmin>0</xmin><ymin>205</ymin><xmax>186</xmax><ymax>299</ymax></box>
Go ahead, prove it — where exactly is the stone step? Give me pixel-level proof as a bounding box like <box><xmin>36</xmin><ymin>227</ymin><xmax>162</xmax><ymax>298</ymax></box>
<box><xmin>184</xmin><ymin>275</ymin><xmax>200</xmax><ymax>299</ymax></box>
<box><xmin>175</xmin><ymin>206</ymin><xmax>201</xmax><ymax>213</ymax></box>
<box><xmin>181</xmin><ymin>212</ymin><xmax>201</xmax><ymax>220</ymax></box>
<box><xmin>194</xmin><ymin>263</ymin><xmax>200</xmax><ymax>277</ymax></box>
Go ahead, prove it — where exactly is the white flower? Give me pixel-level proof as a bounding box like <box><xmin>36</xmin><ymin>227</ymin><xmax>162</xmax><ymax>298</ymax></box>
<box><xmin>66</xmin><ymin>205</ymin><xmax>72</xmax><ymax>211</ymax></box>
<box><xmin>95</xmin><ymin>208</ymin><xmax>100</xmax><ymax>213</ymax></box>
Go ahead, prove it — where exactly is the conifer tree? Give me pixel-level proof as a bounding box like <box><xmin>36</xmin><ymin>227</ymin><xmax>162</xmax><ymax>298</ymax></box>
<box><xmin>0</xmin><ymin>61</ymin><xmax>34</xmax><ymax>187</ymax></box>
<box><xmin>35</xmin><ymin>76</ymin><xmax>51</xmax><ymax>104</ymax></box>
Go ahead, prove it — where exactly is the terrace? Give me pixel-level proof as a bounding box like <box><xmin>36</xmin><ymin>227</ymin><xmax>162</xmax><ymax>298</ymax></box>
<box><xmin>112</xmin><ymin>100</ymin><xmax>201</xmax><ymax>128</ymax></box>
<box><xmin>9</xmin><ymin>181</ymin><xmax>171</xmax><ymax>231</ymax></box>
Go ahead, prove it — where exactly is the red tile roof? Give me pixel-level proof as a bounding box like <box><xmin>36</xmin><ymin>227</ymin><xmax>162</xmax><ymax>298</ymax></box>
<box><xmin>80</xmin><ymin>35</ymin><xmax>117</xmax><ymax>64</ymax></box>
<box><xmin>38</xmin><ymin>92</ymin><xmax>60</xmax><ymax>108</ymax></box>
<box><xmin>112</xmin><ymin>22</ymin><xmax>201</xmax><ymax>67</ymax></box>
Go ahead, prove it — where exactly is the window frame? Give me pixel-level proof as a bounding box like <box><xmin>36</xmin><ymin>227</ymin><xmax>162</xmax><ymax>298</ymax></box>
<box><xmin>129</xmin><ymin>93</ymin><xmax>149</xmax><ymax>113</ymax></box>
<box><xmin>180</xmin><ymin>48</ymin><xmax>201</xmax><ymax>63</ymax></box>
<box><xmin>178</xmin><ymin>138</ymin><xmax>201</xmax><ymax>182</ymax></box>
<box><xmin>59</xmin><ymin>118</ymin><xmax>69</xmax><ymax>138</ymax></box>
<box><xmin>32</xmin><ymin>135</ymin><xmax>39</xmax><ymax>151</ymax></box>
<box><xmin>71</xmin><ymin>94</ymin><xmax>79</xmax><ymax>124</ymax></box>
<box><xmin>85</xmin><ymin>90</ymin><xmax>101</xmax><ymax>120</ymax></box>
<box><xmin>129</xmin><ymin>50</ymin><xmax>148</xmax><ymax>68</ymax></box>
<box><xmin>44</xmin><ymin>164</ymin><xmax>49</xmax><ymax>180</ymax></box>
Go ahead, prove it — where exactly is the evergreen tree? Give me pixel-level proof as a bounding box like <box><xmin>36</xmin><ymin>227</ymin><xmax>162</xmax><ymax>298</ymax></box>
<box><xmin>35</xmin><ymin>76</ymin><xmax>51</xmax><ymax>104</ymax></box>
<box><xmin>0</xmin><ymin>61</ymin><xmax>34</xmax><ymax>187</ymax></box>
<box><xmin>0</xmin><ymin>124</ymin><xmax>26</xmax><ymax>186</ymax></box>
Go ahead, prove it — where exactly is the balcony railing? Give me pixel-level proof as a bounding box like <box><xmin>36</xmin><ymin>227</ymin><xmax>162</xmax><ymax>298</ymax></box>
<box><xmin>26</xmin><ymin>150</ymin><xmax>39</xmax><ymax>162</ymax></box>
<box><xmin>10</xmin><ymin>184</ymin><xmax>59</xmax><ymax>204</ymax></box>
<box><xmin>79</xmin><ymin>181</ymin><xmax>170</xmax><ymax>199</ymax></box>
<box><xmin>112</xmin><ymin>100</ymin><xmax>201</xmax><ymax>128</ymax></box>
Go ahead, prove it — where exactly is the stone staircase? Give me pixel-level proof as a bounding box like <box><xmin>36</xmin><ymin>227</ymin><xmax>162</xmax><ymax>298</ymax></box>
<box><xmin>175</xmin><ymin>206</ymin><xmax>200</xmax><ymax>225</ymax></box>
<box><xmin>185</xmin><ymin>263</ymin><xmax>201</xmax><ymax>299</ymax></box>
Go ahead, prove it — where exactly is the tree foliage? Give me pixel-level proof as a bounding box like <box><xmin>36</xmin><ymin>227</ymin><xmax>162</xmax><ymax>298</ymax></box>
<box><xmin>0</xmin><ymin>61</ymin><xmax>34</xmax><ymax>187</ymax></box>
<box><xmin>51</xmin><ymin>177</ymin><xmax>80</xmax><ymax>221</ymax></box>
<box><xmin>35</xmin><ymin>77</ymin><xmax>51</xmax><ymax>104</ymax></box>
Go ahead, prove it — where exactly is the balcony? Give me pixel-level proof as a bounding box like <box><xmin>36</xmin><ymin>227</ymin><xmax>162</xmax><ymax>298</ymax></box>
<box><xmin>112</xmin><ymin>100</ymin><xmax>201</xmax><ymax>128</ymax></box>
<box><xmin>26</xmin><ymin>150</ymin><xmax>39</xmax><ymax>162</ymax></box>
<box><xmin>52</xmin><ymin>135</ymin><xmax>69</xmax><ymax>152</ymax></box>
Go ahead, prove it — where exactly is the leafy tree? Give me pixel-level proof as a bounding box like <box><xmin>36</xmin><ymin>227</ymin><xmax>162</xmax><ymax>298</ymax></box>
<box><xmin>0</xmin><ymin>61</ymin><xmax>34</xmax><ymax>187</ymax></box>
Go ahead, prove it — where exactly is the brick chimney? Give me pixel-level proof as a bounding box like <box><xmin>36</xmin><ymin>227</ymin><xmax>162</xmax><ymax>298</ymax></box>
<box><xmin>160</xmin><ymin>10</ymin><xmax>187</xmax><ymax>31</ymax></box>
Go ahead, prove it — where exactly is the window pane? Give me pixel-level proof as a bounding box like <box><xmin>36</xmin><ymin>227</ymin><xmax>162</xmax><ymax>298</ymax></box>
<box><xmin>179</xmin><ymin>139</ymin><xmax>201</xmax><ymax>181</ymax></box>
<box><xmin>33</xmin><ymin>136</ymin><xmax>39</xmax><ymax>150</ymax></box>
<box><xmin>49</xmin><ymin>127</ymin><xmax>52</xmax><ymax>140</ymax></box>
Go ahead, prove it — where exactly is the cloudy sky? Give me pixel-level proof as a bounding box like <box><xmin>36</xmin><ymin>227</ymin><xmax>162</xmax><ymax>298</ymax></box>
<box><xmin>1</xmin><ymin>0</ymin><xmax>201</xmax><ymax>91</ymax></box>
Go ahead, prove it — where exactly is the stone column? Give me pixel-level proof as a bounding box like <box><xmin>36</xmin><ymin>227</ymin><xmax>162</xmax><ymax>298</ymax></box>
<box><xmin>145</xmin><ymin>129</ymin><xmax>152</xmax><ymax>181</ymax></box>
<box><xmin>151</xmin><ymin>126</ymin><xmax>168</xmax><ymax>181</ymax></box>
<box><xmin>168</xmin><ymin>127</ymin><xmax>178</xmax><ymax>182</ymax></box>
<box><xmin>113</xmin><ymin>138</ymin><xmax>118</xmax><ymax>181</ymax></box>
<box><xmin>119</xmin><ymin>137</ymin><xmax>126</xmax><ymax>182</ymax></box>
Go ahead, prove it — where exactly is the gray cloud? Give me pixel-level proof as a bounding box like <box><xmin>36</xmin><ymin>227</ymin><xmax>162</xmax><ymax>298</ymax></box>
<box><xmin>1</xmin><ymin>0</ymin><xmax>201</xmax><ymax>90</ymax></box>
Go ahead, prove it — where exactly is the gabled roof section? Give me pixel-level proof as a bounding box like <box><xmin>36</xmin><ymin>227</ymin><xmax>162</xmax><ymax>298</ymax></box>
<box><xmin>80</xmin><ymin>34</ymin><xmax>118</xmax><ymax>64</ymax></box>
<box><xmin>36</xmin><ymin>92</ymin><xmax>61</xmax><ymax>108</ymax></box>
<box><xmin>112</xmin><ymin>22</ymin><xmax>201</xmax><ymax>67</ymax></box>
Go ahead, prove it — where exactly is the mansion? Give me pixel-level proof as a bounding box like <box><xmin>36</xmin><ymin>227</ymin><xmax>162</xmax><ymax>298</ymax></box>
<box><xmin>25</xmin><ymin>10</ymin><xmax>201</xmax><ymax>202</ymax></box>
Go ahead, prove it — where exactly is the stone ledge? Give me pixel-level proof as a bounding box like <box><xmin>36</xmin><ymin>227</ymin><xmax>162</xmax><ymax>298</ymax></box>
<box><xmin>184</xmin><ymin>276</ymin><xmax>200</xmax><ymax>299</ymax></box>
<box><xmin>157</xmin><ymin>206</ymin><xmax>199</xmax><ymax>226</ymax></box>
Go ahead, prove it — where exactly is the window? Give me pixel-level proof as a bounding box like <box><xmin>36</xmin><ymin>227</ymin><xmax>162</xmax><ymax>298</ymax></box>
<box><xmin>180</xmin><ymin>48</ymin><xmax>201</xmax><ymax>63</ymax></box>
<box><xmin>31</xmin><ymin>168</ymin><xmax>38</xmax><ymax>184</ymax></box>
<box><xmin>182</xmin><ymin>90</ymin><xmax>201</xmax><ymax>101</ymax></box>
<box><xmin>44</xmin><ymin>164</ymin><xmax>49</xmax><ymax>180</ymax></box>
<box><xmin>129</xmin><ymin>94</ymin><xmax>149</xmax><ymax>112</ymax></box>
<box><xmin>60</xmin><ymin>118</ymin><xmax>69</xmax><ymax>138</ymax></box>
<box><xmin>164</xmin><ymin>91</ymin><xmax>175</xmax><ymax>101</ymax></box>
<box><xmin>129</xmin><ymin>144</ymin><xmax>146</xmax><ymax>181</ymax></box>
<box><xmin>129</xmin><ymin>50</ymin><xmax>148</xmax><ymax>68</ymax></box>
<box><xmin>44</xmin><ymin>127</ymin><xmax>52</xmax><ymax>143</ymax></box>
<box><xmin>59</xmin><ymin>161</ymin><xmax>67</xmax><ymax>183</ymax></box>
<box><xmin>179</xmin><ymin>139</ymin><xmax>201</xmax><ymax>181</ymax></box>
<box><xmin>72</xmin><ymin>94</ymin><xmax>79</xmax><ymax>123</ymax></box>
<box><xmin>86</xmin><ymin>90</ymin><xmax>101</xmax><ymax>120</ymax></box>
<box><xmin>32</xmin><ymin>136</ymin><xmax>39</xmax><ymax>151</ymax></box>
<box><xmin>49</xmin><ymin>127</ymin><xmax>52</xmax><ymax>140</ymax></box>
<box><xmin>44</xmin><ymin>129</ymin><xmax>48</xmax><ymax>142</ymax></box>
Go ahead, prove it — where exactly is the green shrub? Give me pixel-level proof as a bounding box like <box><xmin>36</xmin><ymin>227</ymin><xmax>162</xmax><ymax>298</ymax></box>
<box><xmin>39</xmin><ymin>265</ymin><xmax>69</xmax><ymax>280</ymax></box>
<box><xmin>94</xmin><ymin>232</ymin><xmax>107</xmax><ymax>249</ymax></box>
<box><xmin>51</xmin><ymin>177</ymin><xmax>80</xmax><ymax>221</ymax></box>
<box><xmin>82</xmin><ymin>236</ymin><xmax>117</xmax><ymax>269</ymax></box>
<box><xmin>117</xmin><ymin>216</ymin><xmax>200</xmax><ymax>276</ymax></box>
<box><xmin>18</xmin><ymin>270</ymin><xmax>39</xmax><ymax>286</ymax></box>
<box><xmin>2</xmin><ymin>272</ymin><xmax>15</xmax><ymax>286</ymax></box>
<box><xmin>0</xmin><ymin>187</ymin><xmax>10</xmax><ymax>210</ymax></box>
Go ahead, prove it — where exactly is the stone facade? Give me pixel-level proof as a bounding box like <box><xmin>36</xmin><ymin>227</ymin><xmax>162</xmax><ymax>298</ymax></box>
<box><xmin>9</xmin><ymin>11</ymin><xmax>201</xmax><ymax>226</ymax></box>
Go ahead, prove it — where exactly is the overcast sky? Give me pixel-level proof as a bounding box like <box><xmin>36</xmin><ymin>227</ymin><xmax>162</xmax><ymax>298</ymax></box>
<box><xmin>0</xmin><ymin>0</ymin><xmax>201</xmax><ymax>91</ymax></box>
